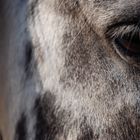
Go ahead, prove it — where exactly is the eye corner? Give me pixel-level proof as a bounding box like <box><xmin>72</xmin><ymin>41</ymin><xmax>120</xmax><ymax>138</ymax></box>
<box><xmin>106</xmin><ymin>23</ymin><xmax>140</xmax><ymax>66</ymax></box>
<box><xmin>112</xmin><ymin>32</ymin><xmax>140</xmax><ymax>66</ymax></box>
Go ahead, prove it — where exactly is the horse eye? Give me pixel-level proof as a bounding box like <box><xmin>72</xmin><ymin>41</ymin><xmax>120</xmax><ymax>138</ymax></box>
<box><xmin>114</xmin><ymin>32</ymin><xmax>140</xmax><ymax>55</ymax></box>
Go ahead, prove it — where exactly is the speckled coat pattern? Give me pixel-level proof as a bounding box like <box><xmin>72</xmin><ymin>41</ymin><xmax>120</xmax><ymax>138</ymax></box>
<box><xmin>0</xmin><ymin>0</ymin><xmax>140</xmax><ymax>140</ymax></box>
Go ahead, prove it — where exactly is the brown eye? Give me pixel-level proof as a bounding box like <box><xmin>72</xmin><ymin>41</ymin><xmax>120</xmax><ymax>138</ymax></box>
<box><xmin>115</xmin><ymin>32</ymin><xmax>140</xmax><ymax>55</ymax></box>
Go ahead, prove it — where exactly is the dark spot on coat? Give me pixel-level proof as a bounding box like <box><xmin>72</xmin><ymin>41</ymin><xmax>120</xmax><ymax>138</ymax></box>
<box><xmin>34</xmin><ymin>92</ymin><xmax>65</xmax><ymax>140</ymax></box>
<box><xmin>77</xmin><ymin>119</ymin><xmax>99</xmax><ymax>140</ymax></box>
<box><xmin>29</xmin><ymin>0</ymin><xmax>38</xmax><ymax>16</ymax></box>
<box><xmin>25</xmin><ymin>41</ymin><xmax>33</xmax><ymax>77</ymax></box>
<box><xmin>77</xmin><ymin>127</ymin><xmax>93</xmax><ymax>140</ymax></box>
<box><xmin>15</xmin><ymin>113</ymin><xmax>27</xmax><ymax>140</ymax></box>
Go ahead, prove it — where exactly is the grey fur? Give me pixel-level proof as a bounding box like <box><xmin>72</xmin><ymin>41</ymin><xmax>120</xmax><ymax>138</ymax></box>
<box><xmin>0</xmin><ymin>0</ymin><xmax>140</xmax><ymax>140</ymax></box>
